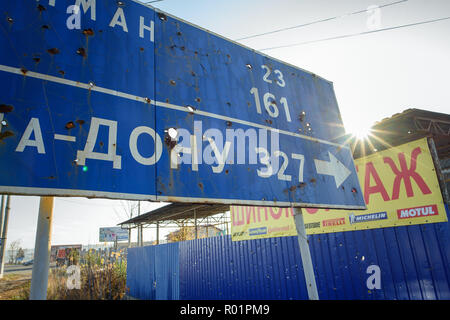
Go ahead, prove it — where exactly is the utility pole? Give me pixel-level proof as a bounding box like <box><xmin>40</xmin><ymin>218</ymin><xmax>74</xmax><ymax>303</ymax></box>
<box><xmin>0</xmin><ymin>195</ymin><xmax>11</xmax><ymax>279</ymax></box>
<box><xmin>30</xmin><ymin>197</ymin><xmax>54</xmax><ymax>300</ymax></box>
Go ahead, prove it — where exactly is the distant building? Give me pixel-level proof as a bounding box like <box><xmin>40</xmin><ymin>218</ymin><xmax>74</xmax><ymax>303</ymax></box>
<box><xmin>166</xmin><ymin>225</ymin><xmax>223</xmax><ymax>242</ymax></box>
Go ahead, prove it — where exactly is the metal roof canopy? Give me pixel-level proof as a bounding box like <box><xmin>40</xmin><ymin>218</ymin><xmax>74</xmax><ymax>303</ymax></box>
<box><xmin>118</xmin><ymin>203</ymin><xmax>230</xmax><ymax>228</ymax></box>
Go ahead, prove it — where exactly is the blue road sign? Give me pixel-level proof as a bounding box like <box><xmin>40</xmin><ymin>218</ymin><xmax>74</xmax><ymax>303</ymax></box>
<box><xmin>0</xmin><ymin>0</ymin><xmax>365</xmax><ymax>209</ymax></box>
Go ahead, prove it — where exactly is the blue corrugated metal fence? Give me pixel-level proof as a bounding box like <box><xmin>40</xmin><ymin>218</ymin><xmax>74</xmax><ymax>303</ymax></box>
<box><xmin>127</xmin><ymin>213</ymin><xmax>449</xmax><ymax>300</ymax></box>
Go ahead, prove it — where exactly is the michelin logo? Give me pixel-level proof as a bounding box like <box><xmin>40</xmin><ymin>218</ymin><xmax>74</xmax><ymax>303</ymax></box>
<box><xmin>349</xmin><ymin>211</ymin><xmax>387</xmax><ymax>224</ymax></box>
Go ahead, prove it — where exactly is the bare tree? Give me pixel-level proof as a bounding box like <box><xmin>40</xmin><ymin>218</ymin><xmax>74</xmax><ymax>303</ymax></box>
<box><xmin>8</xmin><ymin>239</ymin><xmax>21</xmax><ymax>264</ymax></box>
<box><xmin>114</xmin><ymin>201</ymin><xmax>140</xmax><ymax>247</ymax></box>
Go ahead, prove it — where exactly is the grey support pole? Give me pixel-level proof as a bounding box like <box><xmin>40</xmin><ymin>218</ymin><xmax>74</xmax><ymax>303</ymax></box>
<box><xmin>0</xmin><ymin>195</ymin><xmax>11</xmax><ymax>279</ymax></box>
<box><xmin>293</xmin><ymin>207</ymin><xmax>319</xmax><ymax>300</ymax></box>
<box><xmin>30</xmin><ymin>196</ymin><xmax>54</xmax><ymax>300</ymax></box>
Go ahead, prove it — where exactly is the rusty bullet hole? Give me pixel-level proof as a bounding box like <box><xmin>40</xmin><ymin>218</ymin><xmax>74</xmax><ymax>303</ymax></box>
<box><xmin>351</xmin><ymin>188</ymin><xmax>358</xmax><ymax>193</ymax></box>
<box><xmin>0</xmin><ymin>104</ymin><xmax>13</xmax><ymax>113</ymax></box>
<box><xmin>33</xmin><ymin>57</ymin><xmax>40</xmax><ymax>63</ymax></box>
<box><xmin>289</xmin><ymin>186</ymin><xmax>297</xmax><ymax>192</ymax></box>
<box><xmin>194</xmin><ymin>51</ymin><xmax>198</xmax><ymax>55</ymax></box>
<box><xmin>45</xmin><ymin>176</ymin><xmax>56</xmax><ymax>180</ymax></box>
<box><xmin>180</xmin><ymin>46</ymin><xmax>185</xmax><ymax>51</ymax></box>
<box><xmin>47</xmin><ymin>48</ymin><xmax>60</xmax><ymax>55</ymax></box>
<box><xmin>0</xmin><ymin>131</ymin><xmax>14</xmax><ymax>140</ymax></box>
<box><xmin>1</xmin><ymin>120</ymin><xmax>6</xmax><ymax>126</ymax></box>
<box><xmin>165</xmin><ymin>98</ymin><xmax>170</xmax><ymax>103</ymax></box>
<box><xmin>41</xmin><ymin>25</ymin><xmax>49</xmax><ymax>30</ymax></box>
<box><xmin>186</xmin><ymin>105</ymin><xmax>195</xmax><ymax>114</ymax></box>
<box><xmin>7</xmin><ymin>17</ymin><xmax>13</xmax><ymax>23</ymax></box>
<box><xmin>140</xmin><ymin>47</ymin><xmax>144</xmax><ymax>51</ymax></box>
<box><xmin>145</xmin><ymin>97</ymin><xmax>151</xmax><ymax>103</ymax></box>
<box><xmin>226</xmin><ymin>121</ymin><xmax>232</xmax><ymax>127</ymax></box>
<box><xmin>246</xmin><ymin>64</ymin><xmax>252</xmax><ymax>69</ymax></box>
<box><xmin>37</xmin><ymin>4</ymin><xmax>46</xmax><ymax>11</ymax></box>
<box><xmin>117</xmin><ymin>1</ymin><xmax>125</xmax><ymax>6</ymax></box>
<box><xmin>58</xmin><ymin>70</ymin><xmax>65</xmax><ymax>76</ymax></box>
<box><xmin>265</xmin><ymin>119</ymin><xmax>273</xmax><ymax>125</ymax></box>
<box><xmin>298</xmin><ymin>111</ymin><xmax>306</xmax><ymax>121</ymax></box>
<box><xmin>169</xmin><ymin>80</ymin><xmax>176</xmax><ymax>85</ymax></box>
<box><xmin>76</xmin><ymin>47</ymin><xmax>87</xmax><ymax>57</ymax></box>
<box><xmin>164</xmin><ymin>135</ymin><xmax>177</xmax><ymax>149</ymax></box>
<box><xmin>82</xmin><ymin>28</ymin><xmax>94</xmax><ymax>36</ymax></box>
<box><xmin>310</xmin><ymin>178</ymin><xmax>316</xmax><ymax>183</ymax></box>
<box><xmin>225</xmin><ymin>170</ymin><xmax>229</xmax><ymax>174</ymax></box>
<box><xmin>191</xmin><ymin>71</ymin><xmax>196</xmax><ymax>77</ymax></box>
<box><xmin>157</xmin><ymin>13</ymin><xmax>167</xmax><ymax>21</ymax></box>
<box><xmin>20</xmin><ymin>68</ymin><xmax>28</xmax><ymax>75</ymax></box>
<box><xmin>226</xmin><ymin>54</ymin><xmax>231</xmax><ymax>59</ymax></box>
<box><xmin>226</xmin><ymin>102</ymin><xmax>231</xmax><ymax>107</ymax></box>
<box><xmin>65</xmin><ymin>121</ymin><xmax>76</xmax><ymax>130</ymax></box>
<box><xmin>195</xmin><ymin>98</ymin><xmax>201</xmax><ymax>103</ymax></box>
<box><xmin>298</xmin><ymin>182</ymin><xmax>307</xmax><ymax>188</ymax></box>
<box><xmin>76</xmin><ymin>119</ymin><xmax>85</xmax><ymax>126</ymax></box>
<box><xmin>177</xmin><ymin>31</ymin><xmax>182</xmax><ymax>36</ymax></box>
<box><xmin>99</xmin><ymin>141</ymin><xmax>104</xmax><ymax>147</ymax></box>
<box><xmin>198</xmin><ymin>183</ymin><xmax>203</xmax><ymax>189</ymax></box>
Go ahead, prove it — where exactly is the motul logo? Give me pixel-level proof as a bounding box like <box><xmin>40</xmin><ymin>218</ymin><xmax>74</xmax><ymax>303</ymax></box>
<box><xmin>397</xmin><ymin>205</ymin><xmax>438</xmax><ymax>219</ymax></box>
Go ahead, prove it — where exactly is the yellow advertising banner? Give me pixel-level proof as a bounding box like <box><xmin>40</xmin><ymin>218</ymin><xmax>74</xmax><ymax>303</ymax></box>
<box><xmin>231</xmin><ymin>138</ymin><xmax>447</xmax><ymax>240</ymax></box>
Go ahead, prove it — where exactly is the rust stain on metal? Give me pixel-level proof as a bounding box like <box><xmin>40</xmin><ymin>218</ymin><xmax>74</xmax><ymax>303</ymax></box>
<box><xmin>0</xmin><ymin>131</ymin><xmax>14</xmax><ymax>140</ymax></box>
<box><xmin>76</xmin><ymin>47</ymin><xmax>87</xmax><ymax>57</ymax></box>
<box><xmin>164</xmin><ymin>134</ymin><xmax>177</xmax><ymax>149</ymax></box>
<box><xmin>226</xmin><ymin>121</ymin><xmax>232</xmax><ymax>127</ymax></box>
<box><xmin>76</xmin><ymin>119</ymin><xmax>85</xmax><ymax>126</ymax></box>
<box><xmin>65</xmin><ymin>121</ymin><xmax>76</xmax><ymax>130</ymax></box>
<box><xmin>82</xmin><ymin>28</ymin><xmax>94</xmax><ymax>36</ymax></box>
<box><xmin>0</xmin><ymin>104</ymin><xmax>13</xmax><ymax>113</ymax></box>
<box><xmin>310</xmin><ymin>178</ymin><xmax>317</xmax><ymax>184</ymax></box>
<box><xmin>47</xmin><ymin>48</ymin><xmax>60</xmax><ymax>55</ymax></box>
<box><xmin>265</xmin><ymin>119</ymin><xmax>272</xmax><ymax>125</ymax></box>
<box><xmin>198</xmin><ymin>182</ymin><xmax>203</xmax><ymax>190</ymax></box>
<box><xmin>298</xmin><ymin>182</ymin><xmax>307</xmax><ymax>188</ymax></box>
<box><xmin>37</xmin><ymin>4</ymin><xmax>46</xmax><ymax>12</ymax></box>
<box><xmin>58</xmin><ymin>70</ymin><xmax>65</xmax><ymax>76</ymax></box>
<box><xmin>33</xmin><ymin>57</ymin><xmax>40</xmax><ymax>63</ymax></box>
<box><xmin>20</xmin><ymin>67</ymin><xmax>28</xmax><ymax>75</ymax></box>
<box><xmin>169</xmin><ymin>80</ymin><xmax>176</xmax><ymax>85</ymax></box>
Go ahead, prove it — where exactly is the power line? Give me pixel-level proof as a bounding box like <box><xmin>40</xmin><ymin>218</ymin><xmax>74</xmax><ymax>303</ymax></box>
<box><xmin>259</xmin><ymin>16</ymin><xmax>450</xmax><ymax>51</ymax></box>
<box><xmin>234</xmin><ymin>0</ymin><xmax>408</xmax><ymax>41</ymax></box>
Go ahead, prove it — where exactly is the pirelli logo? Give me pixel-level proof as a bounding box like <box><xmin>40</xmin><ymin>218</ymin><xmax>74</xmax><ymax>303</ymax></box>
<box><xmin>397</xmin><ymin>204</ymin><xmax>438</xmax><ymax>219</ymax></box>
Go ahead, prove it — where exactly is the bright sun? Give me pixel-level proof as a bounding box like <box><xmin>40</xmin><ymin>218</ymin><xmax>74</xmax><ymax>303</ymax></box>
<box><xmin>346</xmin><ymin>122</ymin><xmax>372</xmax><ymax>140</ymax></box>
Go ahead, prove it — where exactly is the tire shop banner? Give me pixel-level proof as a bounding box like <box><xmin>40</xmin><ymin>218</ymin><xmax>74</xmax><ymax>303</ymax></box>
<box><xmin>231</xmin><ymin>138</ymin><xmax>447</xmax><ymax>240</ymax></box>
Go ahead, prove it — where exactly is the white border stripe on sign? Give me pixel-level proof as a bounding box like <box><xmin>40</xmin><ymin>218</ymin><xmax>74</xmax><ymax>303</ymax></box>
<box><xmin>0</xmin><ymin>64</ymin><xmax>348</xmax><ymax>149</ymax></box>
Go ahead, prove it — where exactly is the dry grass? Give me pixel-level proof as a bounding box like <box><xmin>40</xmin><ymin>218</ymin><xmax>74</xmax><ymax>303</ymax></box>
<box><xmin>0</xmin><ymin>274</ymin><xmax>31</xmax><ymax>300</ymax></box>
<box><xmin>13</xmin><ymin>255</ymin><xmax>128</xmax><ymax>300</ymax></box>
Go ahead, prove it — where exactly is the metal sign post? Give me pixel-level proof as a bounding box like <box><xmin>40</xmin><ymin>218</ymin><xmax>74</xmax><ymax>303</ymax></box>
<box><xmin>30</xmin><ymin>197</ymin><xmax>54</xmax><ymax>300</ymax></box>
<box><xmin>0</xmin><ymin>195</ymin><xmax>11</xmax><ymax>279</ymax></box>
<box><xmin>293</xmin><ymin>207</ymin><xmax>319</xmax><ymax>300</ymax></box>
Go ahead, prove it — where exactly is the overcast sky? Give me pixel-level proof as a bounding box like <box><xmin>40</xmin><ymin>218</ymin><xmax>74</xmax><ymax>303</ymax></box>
<box><xmin>3</xmin><ymin>0</ymin><xmax>449</xmax><ymax>249</ymax></box>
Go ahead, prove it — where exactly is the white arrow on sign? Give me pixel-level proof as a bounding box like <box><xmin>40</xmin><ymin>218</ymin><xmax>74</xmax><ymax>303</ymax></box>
<box><xmin>314</xmin><ymin>151</ymin><xmax>352</xmax><ymax>188</ymax></box>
